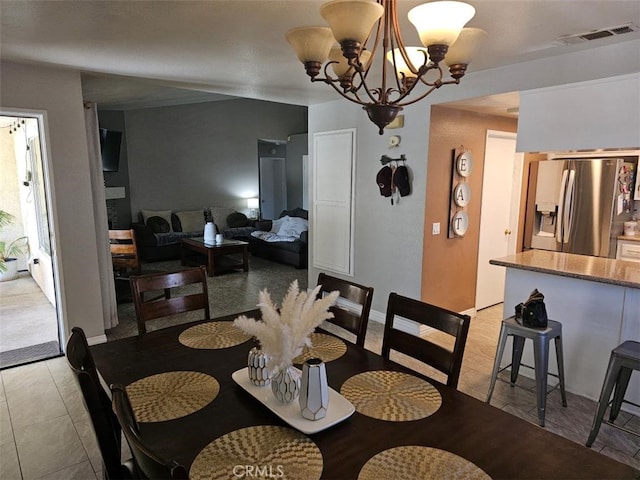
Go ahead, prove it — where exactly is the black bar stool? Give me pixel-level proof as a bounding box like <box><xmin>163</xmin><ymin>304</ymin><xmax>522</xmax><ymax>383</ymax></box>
<box><xmin>486</xmin><ymin>316</ymin><xmax>567</xmax><ymax>427</ymax></box>
<box><xmin>586</xmin><ymin>340</ymin><xmax>640</xmax><ymax>447</ymax></box>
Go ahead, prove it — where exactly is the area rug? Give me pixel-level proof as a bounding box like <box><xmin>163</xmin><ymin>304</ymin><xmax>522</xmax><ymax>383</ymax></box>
<box><xmin>0</xmin><ymin>341</ymin><xmax>61</xmax><ymax>369</ymax></box>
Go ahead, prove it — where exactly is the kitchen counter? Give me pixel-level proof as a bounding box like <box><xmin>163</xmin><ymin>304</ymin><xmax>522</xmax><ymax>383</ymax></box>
<box><xmin>618</xmin><ymin>234</ymin><xmax>640</xmax><ymax>242</ymax></box>
<box><xmin>490</xmin><ymin>249</ymin><xmax>640</xmax><ymax>288</ymax></box>
<box><xmin>489</xmin><ymin>250</ymin><xmax>639</xmax><ymax>406</ymax></box>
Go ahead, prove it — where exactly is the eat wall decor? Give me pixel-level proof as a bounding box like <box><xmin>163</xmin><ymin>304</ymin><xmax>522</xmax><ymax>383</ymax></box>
<box><xmin>448</xmin><ymin>147</ymin><xmax>472</xmax><ymax>238</ymax></box>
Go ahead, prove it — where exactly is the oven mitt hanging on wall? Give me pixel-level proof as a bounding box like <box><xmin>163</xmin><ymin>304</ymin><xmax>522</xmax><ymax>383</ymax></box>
<box><xmin>376</xmin><ymin>166</ymin><xmax>393</xmax><ymax>197</ymax></box>
<box><xmin>393</xmin><ymin>165</ymin><xmax>411</xmax><ymax>197</ymax></box>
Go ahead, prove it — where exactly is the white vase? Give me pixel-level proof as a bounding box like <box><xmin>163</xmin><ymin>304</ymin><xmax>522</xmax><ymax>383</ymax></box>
<box><xmin>271</xmin><ymin>365</ymin><xmax>300</xmax><ymax>404</ymax></box>
<box><xmin>203</xmin><ymin>222</ymin><xmax>216</xmax><ymax>244</ymax></box>
<box><xmin>299</xmin><ymin>358</ymin><xmax>329</xmax><ymax>420</ymax></box>
<box><xmin>247</xmin><ymin>346</ymin><xmax>272</xmax><ymax>386</ymax></box>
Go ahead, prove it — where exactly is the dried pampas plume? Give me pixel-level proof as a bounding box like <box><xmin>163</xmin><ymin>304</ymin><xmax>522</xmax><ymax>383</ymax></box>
<box><xmin>233</xmin><ymin>280</ymin><xmax>339</xmax><ymax>372</ymax></box>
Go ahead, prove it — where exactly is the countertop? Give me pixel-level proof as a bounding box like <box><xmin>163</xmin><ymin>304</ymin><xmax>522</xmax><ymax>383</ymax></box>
<box><xmin>618</xmin><ymin>234</ymin><xmax>640</xmax><ymax>243</ymax></box>
<box><xmin>490</xmin><ymin>250</ymin><xmax>640</xmax><ymax>288</ymax></box>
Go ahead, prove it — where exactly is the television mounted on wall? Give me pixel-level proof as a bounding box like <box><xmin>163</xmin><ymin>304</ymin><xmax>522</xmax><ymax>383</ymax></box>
<box><xmin>99</xmin><ymin>128</ymin><xmax>122</xmax><ymax>172</ymax></box>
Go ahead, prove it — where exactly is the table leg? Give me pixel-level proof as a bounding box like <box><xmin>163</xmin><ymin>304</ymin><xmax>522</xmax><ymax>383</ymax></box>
<box><xmin>242</xmin><ymin>246</ymin><xmax>249</xmax><ymax>272</ymax></box>
<box><xmin>207</xmin><ymin>250</ymin><xmax>216</xmax><ymax>277</ymax></box>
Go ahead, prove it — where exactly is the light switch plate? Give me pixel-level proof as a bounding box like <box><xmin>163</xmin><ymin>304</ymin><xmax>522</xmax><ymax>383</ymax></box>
<box><xmin>432</xmin><ymin>222</ymin><xmax>440</xmax><ymax>235</ymax></box>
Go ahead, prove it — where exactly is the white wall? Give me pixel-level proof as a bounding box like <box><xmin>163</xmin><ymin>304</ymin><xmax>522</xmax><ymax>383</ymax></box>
<box><xmin>308</xmin><ymin>38</ymin><xmax>640</xmax><ymax>314</ymax></box>
<box><xmin>1</xmin><ymin>61</ymin><xmax>106</xmax><ymax>340</ymax></box>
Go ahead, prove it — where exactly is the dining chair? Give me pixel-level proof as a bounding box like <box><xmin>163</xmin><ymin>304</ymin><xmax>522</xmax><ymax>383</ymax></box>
<box><xmin>381</xmin><ymin>293</ymin><xmax>471</xmax><ymax>388</ymax></box>
<box><xmin>129</xmin><ymin>266</ymin><xmax>210</xmax><ymax>335</ymax></box>
<box><xmin>109</xmin><ymin>229</ymin><xmax>142</xmax><ymax>277</ymax></box>
<box><xmin>66</xmin><ymin>327</ymin><xmax>136</xmax><ymax>479</ymax></box>
<box><xmin>316</xmin><ymin>272</ymin><xmax>374</xmax><ymax>347</ymax></box>
<box><xmin>110</xmin><ymin>384</ymin><xmax>189</xmax><ymax>479</ymax></box>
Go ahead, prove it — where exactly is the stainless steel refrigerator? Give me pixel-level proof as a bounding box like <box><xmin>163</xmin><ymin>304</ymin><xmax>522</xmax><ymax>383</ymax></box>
<box><xmin>529</xmin><ymin>156</ymin><xmax>637</xmax><ymax>258</ymax></box>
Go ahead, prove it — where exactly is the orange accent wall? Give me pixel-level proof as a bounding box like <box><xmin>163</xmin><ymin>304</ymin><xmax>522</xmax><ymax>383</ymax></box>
<box><xmin>421</xmin><ymin>106</ymin><xmax>518</xmax><ymax>312</ymax></box>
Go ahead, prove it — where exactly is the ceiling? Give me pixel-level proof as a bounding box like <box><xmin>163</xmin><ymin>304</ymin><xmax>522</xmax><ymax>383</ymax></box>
<box><xmin>1</xmin><ymin>1</ymin><xmax>639</xmax><ymax>116</ymax></box>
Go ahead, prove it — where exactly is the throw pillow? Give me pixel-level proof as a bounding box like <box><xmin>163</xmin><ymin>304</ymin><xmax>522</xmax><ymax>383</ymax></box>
<box><xmin>270</xmin><ymin>216</ymin><xmax>287</xmax><ymax>234</ymax></box>
<box><xmin>208</xmin><ymin>206</ymin><xmax>236</xmax><ymax>231</ymax></box>
<box><xmin>277</xmin><ymin>216</ymin><xmax>308</xmax><ymax>238</ymax></box>
<box><xmin>175</xmin><ymin>210</ymin><xmax>205</xmax><ymax>233</ymax></box>
<box><xmin>141</xmin><ymin>209</ymin><xmax>173</xmax><ymax>232</ymax></box>
<box><xmin>227</xmin><ymin>212</ymin><xmax>248</xmax><ymax>228</ymax></box>
<box><xmin>146</xmin><ymin>216</ymin><xmax>171</xmax><ymax>234</ymax></box>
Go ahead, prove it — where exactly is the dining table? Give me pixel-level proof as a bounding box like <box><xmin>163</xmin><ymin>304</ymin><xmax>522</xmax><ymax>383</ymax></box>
<box><xmin>91</xmin><ymin>311</ymin><xmax>638</xmax><ymax>480</ymax></box>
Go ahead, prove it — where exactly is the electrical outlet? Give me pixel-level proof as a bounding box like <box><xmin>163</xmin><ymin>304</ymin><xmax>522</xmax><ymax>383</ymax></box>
<box><xmin>432</xmin><ymin>222</ymin><xmax>440</xmax><ymax>235</ymax></box>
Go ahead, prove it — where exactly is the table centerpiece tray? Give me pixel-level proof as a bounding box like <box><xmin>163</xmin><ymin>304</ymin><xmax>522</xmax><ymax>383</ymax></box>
<box><xmin>232</xmin><ymin>368</ymin><xmax>355</xmax><ymax>435</ymax></box>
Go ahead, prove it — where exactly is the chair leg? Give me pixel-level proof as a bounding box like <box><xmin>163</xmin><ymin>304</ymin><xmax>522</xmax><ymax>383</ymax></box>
<box><xmin>609</xmin><ymin>367</ymin><xmax>632</xmax><ymax>422</ymax></box>
<box><xmin>486</xmin><ymin>324</ymin><xmax>509</xmax><ymax>403</ymax></box>
<box><xmin>586</xmin><ymin>355</ymin><xmax>622</xmax><ymax>447</ymax></box>
<box><xmin>533</xmin><ymin>336</ymin><xmax>550</xmax><ymax>427</ymax></box>
<box><xmin>554</xmin><ymin>335</ymin><xmax>568</xmax><ymax>407</ymax></box>
<box><xmin>510</xmin><ymin>335</ymin><xmax>526</xmax><ymax>385</ymax></box>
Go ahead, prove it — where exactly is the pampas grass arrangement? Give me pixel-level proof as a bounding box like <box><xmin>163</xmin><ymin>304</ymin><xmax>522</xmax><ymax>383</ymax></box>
<box><xmin>234</xmin><ymin>280</ymin><xmax>339</xmax><ymax>372</ymax></box>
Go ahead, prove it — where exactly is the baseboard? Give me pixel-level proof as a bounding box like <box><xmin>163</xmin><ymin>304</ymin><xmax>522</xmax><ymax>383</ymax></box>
<box><xmin>87</xmin><ymin>334</ymin><xmax>107</xmax><ymax>346</ymax></box>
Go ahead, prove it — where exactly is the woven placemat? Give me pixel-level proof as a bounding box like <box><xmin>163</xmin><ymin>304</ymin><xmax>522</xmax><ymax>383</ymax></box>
<box><xmin>178</xmin><ymin>321</ymin><xmax>252</xmax><ymax>349</ymax></box>
<box><xmin>293</xmin><ymin>333</ymin><xmax>347</xmax><ymax>365</ymax></box>
<box><xmin>126</xmin><ymin>371</ymin><xmax>219</xmax><ymax>423</ymax></box>
<box><xmin>340</xmin><ymin>370</ymin><xmax>442</xmax><ymax>421</ymax></box>
<box><xmin>189</xmin><ymin>425</ymin><xmax>323</xmax><ymax>480</ymax></box>
<box><xmin>358</xmin><ymin>446</ymin><xmax>491</xmax><ymax>480</ymax></box>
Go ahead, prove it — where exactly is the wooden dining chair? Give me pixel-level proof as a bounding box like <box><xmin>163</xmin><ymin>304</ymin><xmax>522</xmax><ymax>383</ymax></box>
<box><xmin>109</xmin><ymin>229</ymin><xmax>142</xmax><ymax>277</ymax></box>
<box><xmin>66</xmin><ymin>327</ymin><xmax>136</xmax><ymax>479</ymax></box>
<box><xmin>316</xmin><ymin>273</ymin><xmax>374</xmax><ymax>347</ymax></box>
<box><xmin>129</xmin><ymin>266</ymin><xmax>210</xmax><ymax>335</ymax></box>
<box><xmin>111</xmin><ymin>384</ymin><xmax>189</xmax><ymax>479</ymax></box>
<box><xmin>381</xmin><ymin>293</ymin><xmax>471</xmax><ymax>388</ymax></box>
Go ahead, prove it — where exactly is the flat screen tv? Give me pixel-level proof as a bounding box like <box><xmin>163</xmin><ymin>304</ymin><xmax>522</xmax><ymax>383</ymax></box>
<box><xmin>99</xmin><ymin>128</ymin><xmax>122</xmax><ymax>172</ymax></box>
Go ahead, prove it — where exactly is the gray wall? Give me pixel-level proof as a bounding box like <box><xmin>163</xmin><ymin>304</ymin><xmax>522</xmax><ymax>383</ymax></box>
<box><xmin>124</xmin><ymin>99</ymin><xmax>307</xmax><ymax>217</ymax></box>
<box><xmin>98</xmin><ymin>110</ymin><xmax>131</xmax><ymax>228</ymax></box>
<box><xmin>286</xmin><ymin>133</ymin><xmax>308</xmax><ymax>209</ymax></box>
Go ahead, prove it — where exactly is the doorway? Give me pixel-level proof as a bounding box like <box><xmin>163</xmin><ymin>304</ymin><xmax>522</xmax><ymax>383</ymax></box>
<box><xmin>0</xmin><ymin>113</ymin><xmax>63</xmax><ymax>368</ymax></box>
<box><xmin>475</xmin><ymin>130</ymin><xmax>523</xmax><ymax>310</ymax></box>
<box><xmin>259</xmin><ymin>156</ymin><xmax>287</xmax><ymax>220</ymax></box>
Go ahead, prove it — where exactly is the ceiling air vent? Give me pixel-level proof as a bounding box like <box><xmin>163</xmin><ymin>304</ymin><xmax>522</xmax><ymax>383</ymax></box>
<box><xmin>556</xmin><ymin>23</ymin><xmax>638</xmax><ymax>46</ymax></box>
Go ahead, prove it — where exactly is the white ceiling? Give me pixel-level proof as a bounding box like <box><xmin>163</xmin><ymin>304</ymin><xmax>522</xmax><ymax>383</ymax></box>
<box><xmin>1</xmin><ymin>1</ymin><xmax>639</xmax><ymax>115</ymax></box>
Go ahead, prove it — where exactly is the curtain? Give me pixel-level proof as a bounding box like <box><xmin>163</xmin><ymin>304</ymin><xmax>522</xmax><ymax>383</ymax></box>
<box><xmin>84</xmin><ymin>102</ymin><xmax>118</xmax><ymax>329</ymax></box>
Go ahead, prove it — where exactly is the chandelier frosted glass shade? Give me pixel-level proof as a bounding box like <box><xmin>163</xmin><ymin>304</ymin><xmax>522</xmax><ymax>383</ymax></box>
<box><xmin>320</xmin><ymin>0</ymin><xmax>384</xmax><ymax>45</ymax></box>
<box><xmin>408</xmin><ymin>1</ymin><xmax>476</xmax><ymax>52</ymax></box>
<box><xmin>444</xmin><ymin>27</ymin><xmax>488</xmax><ymax>78</ymax></box>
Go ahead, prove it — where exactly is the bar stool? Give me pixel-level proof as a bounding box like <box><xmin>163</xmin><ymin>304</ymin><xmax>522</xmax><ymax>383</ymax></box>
<box><xmin>586</xmin><ymin>341</ymin><xmax>640</xmax><ymax>447</ymax></box>
<box><xmin>486</xmin><ymin>316</ymin><xmax>567</xmax><ymax>427</ymax></box>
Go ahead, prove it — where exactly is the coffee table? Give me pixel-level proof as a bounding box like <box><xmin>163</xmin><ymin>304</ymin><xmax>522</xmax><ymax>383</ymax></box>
<box><xmin>180</xmin><ymin>237</ymin><xmax>249</xmax><ymax>277</ymax></box>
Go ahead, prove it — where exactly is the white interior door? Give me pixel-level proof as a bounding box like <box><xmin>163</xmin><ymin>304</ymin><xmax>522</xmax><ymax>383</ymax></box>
<box><xmin>259</xmin><ymin>157</ymin><xmax>287</xmax><ymax>220</ymax></box>
<box><xmin>476</xmin><ymin>130</ymin><xmax>522</xmax><ymax>310</ymax></box>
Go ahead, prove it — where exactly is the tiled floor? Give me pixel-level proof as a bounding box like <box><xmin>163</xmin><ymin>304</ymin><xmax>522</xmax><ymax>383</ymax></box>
<box><xmin>1</xmin><ymin>260</ymin><xmax>638</xmax><ymax>478</ymax></box>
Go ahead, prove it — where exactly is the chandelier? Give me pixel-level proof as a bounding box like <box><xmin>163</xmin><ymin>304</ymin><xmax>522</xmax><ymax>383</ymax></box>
<box><xmin>286</xmin><ymin>0</ymin><xmax>487</xmax><ymax>134</ymax></box>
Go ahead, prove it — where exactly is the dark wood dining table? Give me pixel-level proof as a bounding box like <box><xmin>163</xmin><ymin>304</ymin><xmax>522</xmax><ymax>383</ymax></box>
<box><xmin>91</xmin><ymin>311</ymin><xmax>637</xmax><ymax>479</ymax></box>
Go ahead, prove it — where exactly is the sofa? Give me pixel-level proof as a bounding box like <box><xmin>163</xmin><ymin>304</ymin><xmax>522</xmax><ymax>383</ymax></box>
<box><xmin>247</xmin><ymin>208</ymin><xmax>308</xmax><ymax>268</ymax></box>
<box><xmin>132</xmin><ymin>207</ymin><xmax>255</xmax><ymax>261</ymax></box>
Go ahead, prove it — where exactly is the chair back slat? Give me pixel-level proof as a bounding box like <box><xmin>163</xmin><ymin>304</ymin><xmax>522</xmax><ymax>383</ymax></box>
<box><xmin>317</xmin><ymin>273</ymin><xmax>374</xmax><ymax>346</ymax></box>
<box><xmin>382</xmin><ymin>293</ymin><xmax>470</xmax><ymax>388</ymax></box>
<box><xmin>111</xmin><ymin>385</ymin><xmax>188</xmax><ymax>479</ymax></box>
<box><xmin>130</xmin><ymin>266</ymin><xmax>210</xmax><ymax>335</ymax></box>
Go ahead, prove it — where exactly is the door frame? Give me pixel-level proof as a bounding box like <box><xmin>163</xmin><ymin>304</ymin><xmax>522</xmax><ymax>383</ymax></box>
<box><xmin>0</xmin><ymin>108</ymin><xmax>67</xmax><ymax>352</ymax></box>
<box><xmin>259</xmin><ymin>156</ymin><xmax>287</xmax><ymax>220</ymax></box>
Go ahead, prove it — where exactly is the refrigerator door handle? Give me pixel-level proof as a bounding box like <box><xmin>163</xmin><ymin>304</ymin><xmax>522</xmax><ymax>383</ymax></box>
<box><xmin>556</xmin><ymin>169</ymin><xmax>569</xmax><ymax>243</ymax></box>
<box><xmin>563</xmin><ymin>169</ymin><xmax>576</xmax><ymax>244</ymax></box>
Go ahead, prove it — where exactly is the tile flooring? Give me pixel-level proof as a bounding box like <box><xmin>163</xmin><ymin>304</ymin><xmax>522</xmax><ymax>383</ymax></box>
<box><xmin>1</xmin><ymin>261</ymin><xmax>639</xmax><ymax>478</ymax></box>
